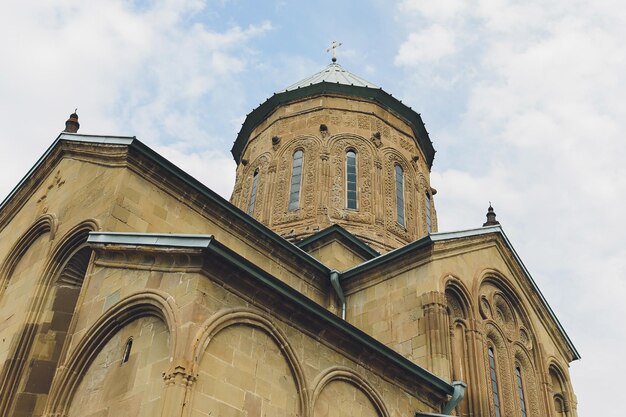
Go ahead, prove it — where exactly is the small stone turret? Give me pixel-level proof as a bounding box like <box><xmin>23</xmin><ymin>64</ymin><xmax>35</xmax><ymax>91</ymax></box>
<box><xmin>483</xmin><ymin>204</ymin><xmax>500</xmax><ymax>226</ymax></box>
<box><xmin>63</xmin><ymin>110</ymin><xmax>79</xmax><ymax>133</ymax></box>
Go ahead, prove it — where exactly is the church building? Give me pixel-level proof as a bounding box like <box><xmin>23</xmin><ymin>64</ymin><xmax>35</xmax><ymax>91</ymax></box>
<box><xmin>0</xmin><ymin>56</ymin><xmax>579</xmax><ymax>417</ymax></box>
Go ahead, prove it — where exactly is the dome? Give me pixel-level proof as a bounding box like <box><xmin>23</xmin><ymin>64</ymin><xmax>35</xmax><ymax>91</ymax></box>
<box><xmin>284</xmin><ymin>62</ymin><xmax>378</xmax><ymax>91</ymax></box>
<box><xmin>232</xmin><ymin>62</ymin><xmax>436</xmax><ymax>170</ymax></box>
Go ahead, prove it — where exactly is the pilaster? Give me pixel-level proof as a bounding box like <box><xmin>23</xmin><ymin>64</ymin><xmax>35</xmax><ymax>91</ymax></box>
<box><xmin>421</xmin><ymin>291</ymin><xmax>451</xmax><ymax>379</ymax></box>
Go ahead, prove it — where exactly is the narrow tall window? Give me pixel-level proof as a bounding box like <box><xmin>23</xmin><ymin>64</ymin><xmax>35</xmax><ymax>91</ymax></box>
<box><xmin>516</xmin><ymin>367</ymin><xmax>528</xmax><ymax>417</ymax></box>
<box><xmin>488</xmin><ymin>347</ymin><xmax>501</xmax><ymax>417</ymax></box>
<box><xmin>122</xmin><ymin>338</ymin><xmax>133</xmax><ymax>364</ymax></box>
<box><xmin>395</xmin><ymin>164</ymin><xmax>405</xmax><ymax>226</ymax></box>
<box><xmin>288</xmin><ymin>150</ymin><xmax>303</xmax><ymax>211</ymax></box>
<box><xmin>425</xmin><ymin>192</ymin><xmax>431</xmax><ymax>233</ymax></box>
<box><xmin>247</xmin><ymin>169</ymin><xmax>259</xmax><ymax>215</ymax></box>
<box><xmin>346</xmin><ymin>150</ymin><xmax>357</xmax><ymax>209</ymax></box>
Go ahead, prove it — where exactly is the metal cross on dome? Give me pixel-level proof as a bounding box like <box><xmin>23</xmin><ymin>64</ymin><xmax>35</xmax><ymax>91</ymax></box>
<box><xmin>326</xmin><ymin>41</ymin><xmax>342</xmax><ymax>62</ymax></box>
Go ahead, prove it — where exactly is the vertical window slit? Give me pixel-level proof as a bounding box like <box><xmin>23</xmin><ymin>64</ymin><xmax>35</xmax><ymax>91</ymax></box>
<box><xmin>346</xmin><ymin>150</ymin><xmax>357</xmax><ymax>209</ymax></box>
<box><xmin>288</xmin><ymin>150</ymin><xmax>303</xmax><ymax>211</ymax></box>
<box><xmin>122</xmin><ymin>338</ymin><xmax>133</xmax><ymax>364</ymax></box>
<box><xmin>425</xmin><ymin>191</ymin><xmax>431</xmax><ymax>233</ymax></box>
<box><xmin>248</xmin><ymin>169</ymin><xmax>259</xmax><ymax>216</ymax></box>
<box><xmin>488</xmin><ymin>347</ymin><xmax>501</xmax><ymax>417</ymax></box>
<box><xmin>516</xmin><ymin>367</ymin><xmax>528</xmax><ymax>417</ymax></box>
<box><xmin>395</xmin><ymin>164</ymin><xmax>405</xmax><ymax>226</ymax></box>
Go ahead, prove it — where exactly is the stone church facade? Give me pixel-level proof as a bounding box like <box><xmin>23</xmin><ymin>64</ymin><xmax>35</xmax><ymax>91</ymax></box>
<box><xmin>0</xmin><ymin>62</ymin><xmax>578</xmax><ymax>417</ymax></box>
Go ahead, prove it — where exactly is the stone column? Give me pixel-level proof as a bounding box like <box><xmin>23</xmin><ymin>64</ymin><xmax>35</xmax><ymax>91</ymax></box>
<box><xmin>160</xmin><ymin>362</ymin><xmax>196</xmax><ymax>417</ymax></box>
<box><xmin>464</xmin><ymin>319</ymin><xmax>489</xmax><ymax>417</ymax></box>
<box><xmin>421</xmin><ymin>291</ymin><xmax>451</xmax><ymax>379</ymax></box>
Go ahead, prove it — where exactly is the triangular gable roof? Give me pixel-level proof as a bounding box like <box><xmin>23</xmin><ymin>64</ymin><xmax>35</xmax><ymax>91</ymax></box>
<box><xmin>0</xmin><ymin>133</ymin><xmax>330</xmax><ymax>277</ymax></box>
<box><xmin>341</xmin><ymin>225</ymin><xmax>580</xmax><ymax>361</ymax></box>
<box><xmin>296</xmin><ymin>224</ymin><xmax>380</xmax><ymax>260</ymax></box>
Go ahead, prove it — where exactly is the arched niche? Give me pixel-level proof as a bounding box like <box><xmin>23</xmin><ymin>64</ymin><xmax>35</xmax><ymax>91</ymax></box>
<box><xmin>43</xmin><ymin>290</ymin><xmax>179</xmax><ymax>416</ymax></box>
<box><xmin>0</xmin><ymin>218</ymin><xmax>53</xmax><ymax>355</ymax></box>
<box><xmin>271</xmin><ymin>135</ymin><xmax>321</xmax><ymax>224</ymax></box>
<box><xmin>66</xmin><ymin>315</ymin><xmax>171</xmax><ymax>417</ymax></box>
<box><xmin>444</xmin><ymin>282</ymin><xmax>472</xmax><ymax>416</ymax></box>
<box><xmin>238</xmin><ymin>152</ymin><xmax>272</xmax><ymax>214</ymax></box>
<box><xmin>0</xmin><ymin>214</ymin><xmax>56</xmax><ymax>299</ymax></box>
<box><xmin>328</xmin><ymin>134</ymin><xmax>375</xmax><ymax>220</ymax></box>
<box><xmin>513</xmin><ymin>346</ymin><xmax>541</xmax><ymax>417</ymax></box>
<box><xmin>190</xmin><ymin>309</ymin><xmax>308</xmax><ymax>417</ymax></box>
<box><xmin>382</xmin><ymin>148</ymin><xmax>415</xmax><ymax>239</ymax></box>
<box><xmin>0</xmin><ymin>220</ymin><xmax>97</xmax><ymax>417</ymax></box>
<box><xmin>485</xmin><ymin>324</ymin><xmax>515</xmax><ymax>417</ymax></box>
<box><xmin>312</xmin><ymin>367</ymin><xmax>389</xmax><ymax>417</ymax></box>
<box><xmin>548</xmin><ymin>363</ymin><xmax>573</xmax><ymax>417</ymax></box>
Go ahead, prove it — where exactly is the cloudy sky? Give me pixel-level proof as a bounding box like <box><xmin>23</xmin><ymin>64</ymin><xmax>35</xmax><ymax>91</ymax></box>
<box><xmin>1</xmin><ymin>0</ymin><xmax>624</xmax><ymax>414</ymax></box>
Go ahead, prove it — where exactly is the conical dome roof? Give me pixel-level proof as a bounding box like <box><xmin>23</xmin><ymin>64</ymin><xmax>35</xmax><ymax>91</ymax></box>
<box><xmin>284</xmin><ymin>62</ymin><xmax>378</xmax><ymax>91</ymax></box>
<box><xmin>232</xmin><ymin>61</ymin><xmax>436</xmax><ymax>170</ymax></box>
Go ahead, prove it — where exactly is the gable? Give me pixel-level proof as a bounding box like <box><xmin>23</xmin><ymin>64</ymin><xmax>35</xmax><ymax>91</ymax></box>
<box><xmin>296</xmin><ymin>225</ymin><xmax>379</xmax><ymax>271</ymax></box>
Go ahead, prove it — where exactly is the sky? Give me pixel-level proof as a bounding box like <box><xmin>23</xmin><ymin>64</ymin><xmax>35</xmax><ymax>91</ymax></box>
<box><xmin>0</xmin><ymin>0</ymin><xmax>624</xmax><ymax>415</ymax></box>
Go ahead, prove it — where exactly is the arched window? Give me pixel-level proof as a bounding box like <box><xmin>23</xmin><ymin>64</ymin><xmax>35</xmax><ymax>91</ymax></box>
<box><xmin>346</xmin><ymin>150</ymin><xmax>357</xmax><ymax>209</ymax></box>
<box><xmin>554</xmin><ymin>394</ymin><xmax>566</xmax><ymax>416</ymax></box>
<box><xmin>288</xmin><ymin>150</ymin><xmax>303</xmax><ymax>211</ymax></box>
<box><xmin>247</xmin><ymin>169</ymin><xmax>259</xmax><ymax>215</ymax></box>
<box><xmin>488</xmin><ymin>347</ymin><xmax>502</xmax><ymax>417</ymax></box>
<box><xmin>122</xmin><ymin>337</ymin><xmax>133</xmax><ymax>364</ymax></box>
<box><xmin>425</xmin><ymin>191</ymin><xmax>431</xmax><ymax>233</ymax></box>
<box><xmin>515</xmin><ymin>367</ymin><xmax>528</xmax><ymax>417</ymax></box>
<box><xmin>395</xmin><ymin>164</ymin><xmax>405</xmax><ymax>226</ymax></box>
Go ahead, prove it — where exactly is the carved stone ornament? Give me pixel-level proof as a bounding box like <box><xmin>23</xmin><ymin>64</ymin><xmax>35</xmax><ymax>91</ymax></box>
<box><xmin>319</xmin><ymin>124</ymin><xmax>329</xmax><ymax>138</ymax></box>
<box><xmin>519</xmin><ymin>327</ymin><xmax>532</xmax><ymax>350</ymax></box>
<box><xmin>479</xmin><ymin>296</ymin><xmax>492</xmax><ymax>319</ymax></box>
<box><xmin>371</xmin><ymin>131</ymin><xmax>382</xmax><ymax>148</ymax></box>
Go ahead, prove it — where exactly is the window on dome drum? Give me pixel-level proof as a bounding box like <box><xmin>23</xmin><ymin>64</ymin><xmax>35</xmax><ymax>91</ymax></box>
<box><xmin>346</xmin><ymin>150</ymin><xmax>357</xmax><ymax>209</ymax></box>
<box><xmin>122</xmin><ymin>338</ymin><xmax>133</xmax><ymax>364</ymax></box>
<box><xmin>488</xmin><ymin>347</ymin><xmax>502</xmax><ymax>417</ymax></box>
<box><xmin>247</xmin><ymin>169</ymin><xmax>259</xmax><ymax>215</ymax></box>
<box><xmin>425</xmin><ymin>192</ymin><xmax>431</xmax><ymax>233</ymax></box>
<box><xmin>288</xmin><ymin>150</ymin><xmax>303</xmax><ymax>211</ymax></box>
<box><xmin>395</xmin><ymin>164</ymin><xmax>405</xmax><ymax>226</ymax></box>
<box><xmin>516</xmin><ymin>367</ymin><xmax>528</xmax><ymax>417</ymax></box>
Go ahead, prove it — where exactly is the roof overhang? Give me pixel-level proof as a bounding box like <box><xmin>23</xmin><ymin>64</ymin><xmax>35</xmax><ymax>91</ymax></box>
<box><xmin>296</xmin><ymin>224</ymin><xmax>380</xmax><ymax>260</ymax></box>
<box><xmin>341</xmin><ymin>225</ymin><xmax>581</xmax><ymax>361</ymax></box>
<box><xmin>232</xmin><ymin>82</ymin><xmax>436</xmax><ymax>169</ymax></box>
<box><xmin>88</xmin><ymin>231</ymin><xmax>456</xmax><ymax>402</ymax></box>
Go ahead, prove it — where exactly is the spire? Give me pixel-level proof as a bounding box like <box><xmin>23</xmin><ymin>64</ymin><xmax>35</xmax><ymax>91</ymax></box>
<box><xmin>483</xmin><ymin>203</ymin><xmax>500</xmax><ymax>227</ymax></box>
<box><xmin>63</xmin><ymin>109</ymin><xmax>79</xmax><ymax>133</ymax></box>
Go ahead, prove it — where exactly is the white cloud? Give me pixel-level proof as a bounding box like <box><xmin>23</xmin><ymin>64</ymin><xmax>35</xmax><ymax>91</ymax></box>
<box><xmin>395</xmin><ymin>25</ymin><xmax>456</xmax><ymax>65</ymax></box>
<box><xmin>399</xmin><ymin>0</ymin><xmax>466</xmax><ymax>21</ymax></box>
<box><xmin>154</xmin><ymin>144</ymin><xmax>236</xmax><ymax>198</ymax></box>
<box><xmin>0</xmin><ymin>0</ymin><xmax>272</xmax><ymax>201</ymax></box>
<box><xmin>396</xmin><ymin>0</ymin><xmax>626</xmax><ymax>415</ymax></box>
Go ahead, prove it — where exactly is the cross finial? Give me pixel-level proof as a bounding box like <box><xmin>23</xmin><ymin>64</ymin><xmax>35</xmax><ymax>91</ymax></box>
<box><xmin>326</xmin><ymin>41</ymin><xmax>342</xmax><ymax>62</ymax></box>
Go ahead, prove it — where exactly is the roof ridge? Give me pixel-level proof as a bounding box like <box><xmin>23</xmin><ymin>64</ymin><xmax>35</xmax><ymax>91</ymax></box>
<box><xmin>284</xmin><ymin>62</ymin><xmax>378</xmax><ymax>91</ymax></box>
